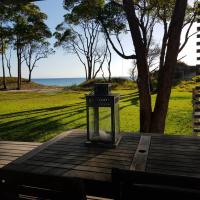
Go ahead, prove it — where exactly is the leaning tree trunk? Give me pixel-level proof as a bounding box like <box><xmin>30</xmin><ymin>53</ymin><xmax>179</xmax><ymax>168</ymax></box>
<box><xmin>150</xmin><ymin>0</ymin><xmax>187</xmax><ymax>133</ymax></box>
<box><xmin>107</xmin><ymin>43</ymin><xmax>112</xmax><ymax>82</ymax></box>
<box><xmin>1</xmin><ymin>38</ymin><xmax>6</xmax><ymax>90</ymax></box>
<box><xmin>123</xmin><ymin>0</ymin><xmax>152</xmax><ymax>133</ymax></box>
<box><xmin>8</xmin><ymin>67</ymin><xmax>12</xmax><ymax>78</ymax></box>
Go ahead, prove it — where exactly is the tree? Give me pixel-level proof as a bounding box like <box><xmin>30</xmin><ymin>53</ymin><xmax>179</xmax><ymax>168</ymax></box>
<box><xmin>0</xmin><ymin>4</ymin><xmax>13</xmax><ymax>89</ymax></box>
<box><xmin>23</xmin><ymin>41</ymin><xmax>54</xmax><ymax>82</ymax></box>
<box><xmin>11</xmin><ymin>3</ymin><xmax>51</xmax><ymax>89</ymax></box>
<box><xmin>64</xmin><ymin>0</ymin><xmax>195</xmax><ymax>133</ymax></box>
<box><xmin>54</xmin><ymin>1</ymin><xmax>109</xmax><ymax>80</ymax></box>
<box><xmin>119</xmin><ymin>0</ymin><xmax>188</xmax><ymax>133</ymax></box>
<box><xmin>54</xmin><ymin>19</ymin><xmax>107</xmax><ymax>80</ymax></box>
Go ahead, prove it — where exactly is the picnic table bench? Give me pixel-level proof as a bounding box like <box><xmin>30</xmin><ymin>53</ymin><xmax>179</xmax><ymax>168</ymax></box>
<box><xmin>1</xmin><ymin>130</ymin><xmax>200</xmax><ymax>199</ymax></box>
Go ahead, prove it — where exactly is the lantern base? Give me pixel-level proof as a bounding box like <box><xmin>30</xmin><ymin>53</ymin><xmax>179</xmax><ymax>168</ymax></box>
<box><xmin>85</xmin><ymin>135</ymin><xmax>122</xmax><ymax>148</ymax></box>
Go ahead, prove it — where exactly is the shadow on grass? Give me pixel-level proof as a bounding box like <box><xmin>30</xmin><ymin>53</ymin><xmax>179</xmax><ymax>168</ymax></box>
<box><xmin>0</xmin><ymin>91</ymin><xmax>139</xmax><ymax>142</ymax></box>
<box><xmin>0</xmin><ymin>103</ymin><xmax>86</xmax><ymax>142</ymax></box>
<box><xmin>120</xmin><ymin>92</ymin><xmax>139</xmax><ymax>110</ymax></box>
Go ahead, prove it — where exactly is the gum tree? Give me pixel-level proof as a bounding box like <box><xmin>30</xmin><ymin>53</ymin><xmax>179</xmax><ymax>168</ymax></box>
<box><xmin>54</xmin><ymin>2</ymin><xmax>109</xmax><ymax>81</ymax></box>
<box><xmin>23</xmin><ymin>41</ymin><xmax>54</xmax><ymax>82</ymax></box>
<box><xmin>12</xmin><ymin>3</ymin><xmax>50</xmax><ymax>89</ymax></box>
<box><xmin>0</xmin><ymin>4</ymin><xmax>13</xmax><ymax>89</ymax></box>
<box><xmin>64</xmin><ymin>0</ymin><xmax>193</xmax><ymax>133</ymax></box>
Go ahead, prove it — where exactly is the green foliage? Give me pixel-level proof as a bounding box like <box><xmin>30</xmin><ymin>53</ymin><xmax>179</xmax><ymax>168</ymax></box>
<box><xmin>192</xmin><ymin>75</ymin><xmax>200</xmax><ymax>82</ymax></box>
<box><xmin>11</xmin><ymin>3</ymin><xmax>51</xmax><ymax>45</ymax></box>
<box><xmin>174</xmin><ymin>79</ymin><xmax>200</xmax><ymax>92</ymax></box>
<box><xmin>64</xmin><ymin>0</ymin><xmax>104</xmax><ymax>21</ymax></box>
<box><xmin>79</xmin><ymin>78</ymin><xmax>137</xmax><ymax>89</ymax></box>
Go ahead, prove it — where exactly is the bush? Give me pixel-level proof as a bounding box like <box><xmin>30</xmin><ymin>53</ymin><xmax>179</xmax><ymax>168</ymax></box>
<box><xmin>192</xmin><ymin>75</ymin><xmax>200</xmax><ymax>82</ymax></box>
<box><xmin>79</xmin><ymin>77</ymin><xmax>137</xmax><ymax>90</ymax></box>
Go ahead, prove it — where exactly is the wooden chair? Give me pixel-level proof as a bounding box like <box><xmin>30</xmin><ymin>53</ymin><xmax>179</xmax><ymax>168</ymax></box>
<box><xmin>112</xmin><ymin>168</ymin><xmax>200</xmax><ymax>200</ymax></box>
<box><xmin>0</xmin><ymin>168</ymin><xmax>87</xmax><ymax>200</ymax></box>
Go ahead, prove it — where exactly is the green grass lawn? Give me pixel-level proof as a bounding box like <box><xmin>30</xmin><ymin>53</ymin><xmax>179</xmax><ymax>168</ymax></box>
<box><xmin>0</xmin><ymin>89</ymin><xmax>194</xmax><ymax>142</ymax></box>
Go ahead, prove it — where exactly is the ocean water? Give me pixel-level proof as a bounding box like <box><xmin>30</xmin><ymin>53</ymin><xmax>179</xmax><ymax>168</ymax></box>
<box><xmin>32</xmin><ymin>78</ymin><xmax>85</xmax><ymax>87</ymax></box>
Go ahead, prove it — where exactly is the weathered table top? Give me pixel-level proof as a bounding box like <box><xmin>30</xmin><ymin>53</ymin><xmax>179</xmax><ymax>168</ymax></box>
<box><xmin>4</xmin><ymin>130</ymin><xmax>200</xmax><ymax>197</ymax></box>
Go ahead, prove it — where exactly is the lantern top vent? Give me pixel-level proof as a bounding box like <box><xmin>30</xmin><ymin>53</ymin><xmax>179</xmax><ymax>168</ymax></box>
<box><xmin>94</xmin><ymin>83</ymin><xmax>111</xmax><ymax>96</ymax></box>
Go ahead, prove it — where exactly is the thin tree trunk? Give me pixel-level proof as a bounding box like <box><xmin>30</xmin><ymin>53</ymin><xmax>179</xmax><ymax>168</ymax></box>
<box><xmin>1</xmin><ymin>38</ymin><xmax>6</xmax><ymax>90</ymax></box>
<box><xmin>123</xmin><ymin>0</ymin><xmax>152</xmax><ymax>133</ymax></box>
<box><xmin>150</xmin><ymin>0</ymin><xmax>187</xmax><ymax>133</ymax></box>
<box><xmin>107</xmin><ymin>42</ymin><xmax>112</xmax><ymax>82</ymax></box>
<box><xmin>88</xmin><ymin>66</ymin><xmax>92</xmax><ymax>80</ymax></box>
<box><xmin>5</xmin><ymin>49</ymin><xmax>12</xmax><ymax>78</ymax></box>
<box><xmin>28</xmin><ymin>69</ymin><xmax>32</xmax><ymax>82</ymax></box>
<box><xmin>17</xmin><ymin>46</ymin><xmax>22</xmax><ymax>90</ymax></box>
<box><xmin>8</xmin><ymin>67</ymin><xmax>12</xmax><ymax>78</ymax></box>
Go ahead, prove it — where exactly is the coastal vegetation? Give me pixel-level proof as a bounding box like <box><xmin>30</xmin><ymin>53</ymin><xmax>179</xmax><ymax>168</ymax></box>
<box><xmin>0</xmin><ymin>0</ymin><xmax>198</xmax><ymax>138</ymax></box>
<box><xmin>60</xmin><ymin>0</ymin><xmax>197</xmax><ymax>134</ymax></box>
<box><xmin>0</xmin><ymin>77</ymin><xmax>58</xmax><ymax>90</ymax></box>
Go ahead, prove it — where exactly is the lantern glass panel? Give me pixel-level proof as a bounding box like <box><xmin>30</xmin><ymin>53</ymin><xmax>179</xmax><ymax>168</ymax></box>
<box><xmin>88</xmin><ymin>106</ymin><xmax>112</xmax><ymax>142</ymax></box>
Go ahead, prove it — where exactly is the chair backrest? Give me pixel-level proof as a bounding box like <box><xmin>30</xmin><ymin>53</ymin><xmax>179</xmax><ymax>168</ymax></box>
<box><xmin>0</xmin><ymin>168</ymin><xmax>87</xmax><ymax>200</ymax></box>
<box><xmin>112</xmin><ymin>168</ymin><xmax>200</xmax><ymax>200</ymax></box>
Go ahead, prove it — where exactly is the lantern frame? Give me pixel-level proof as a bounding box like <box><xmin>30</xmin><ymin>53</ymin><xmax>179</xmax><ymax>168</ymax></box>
<box><xmin>86</xmin><ymin>84</ymin><xmax>121</xmax><ymax>148</ymax></box>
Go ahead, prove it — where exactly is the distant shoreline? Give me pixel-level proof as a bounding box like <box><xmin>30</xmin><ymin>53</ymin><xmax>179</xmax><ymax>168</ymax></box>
<box><xmin>32</xmin><ymin>77</ymin><xmax>130</xmax><ymax>87</ymax></box>
<box><xmin>32</xmin><ymin>77</ymin><xmax>86</xmax><ymax>87</ymax></box>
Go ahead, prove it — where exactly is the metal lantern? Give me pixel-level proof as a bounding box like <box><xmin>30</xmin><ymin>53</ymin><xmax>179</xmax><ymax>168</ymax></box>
<box><xmin>86</xmin><ymin>83</ymin><xmax>121</xmax><ymax>147</ymax></box>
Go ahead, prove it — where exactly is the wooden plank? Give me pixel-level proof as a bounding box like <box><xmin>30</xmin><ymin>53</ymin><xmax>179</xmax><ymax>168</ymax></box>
<box><xmin>146</xmin><ymin>166</ymin><xmax>200</xmax><ymax>178</ymax></box>
<box><xmin>87</xmin><ymin>196</ymin><xmax>113</xmax><ymax>200</ymax></box>
<box><xmin>130</xmin><ymin>136</ymin><xmax>151</xmax><ymax>171</ymax></box>
<box><xmin>32</xmin><ymin>155</ymin><xmax>131</xmax><ymax>168</ymax></box>
<box><xmin>43</xmin><ymin>146</ymin><xmax>136</xmax><ymax>158</ymax></box>
<box><xmin>0</xmin><ymin>141</ymin><xmax>41</xmax><ymax>146</ymax></box>
<box><xmin>0</xmin><ymin>141</ymin><xmax>40</xmax><ymax>168</ymax></box>
<box><xmin>39</xmin><ymin>151</ymin><xmax>133</xmax><ymax>162</ymax></box>
<box><xmin>64</xmin><ymin>169</ymin><xmax>110</xmax><ymax>182</ymax></box>
<box><xmin>6</xmin><ymin>130</ymin><xmax>75</xmax><ymax>165</ymax></box>
<box><xmin>146</xmin><ymin>135</ymin><xmax>200</xmax><ymax>178</ymax></box>
<box><xmin>24</xmin><ymin>157</ymin><xmax>129</xmax><ymax>173</ymax></box>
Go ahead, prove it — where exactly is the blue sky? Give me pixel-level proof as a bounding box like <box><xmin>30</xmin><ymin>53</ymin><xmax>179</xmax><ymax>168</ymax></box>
<box><xmin>29</xmin><ymin>0</ymin><xmax>133</xmax><ymax>78</ymax></box>
<box><xmin>0</xmin><ymin>0</ymin><xmax>197</xmax><ymax>79</ymax></box>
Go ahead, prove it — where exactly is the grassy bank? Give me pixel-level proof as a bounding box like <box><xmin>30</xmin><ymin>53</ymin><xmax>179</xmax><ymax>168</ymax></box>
<box><xmin>0</xmin><ymin>87</ymin><xmax>193</xmax><ymax>142</ymax></box>
<box><xmin>0</xmin><ymin>77</ymin><xmax>60</xmax><ymax>90</ymax></box>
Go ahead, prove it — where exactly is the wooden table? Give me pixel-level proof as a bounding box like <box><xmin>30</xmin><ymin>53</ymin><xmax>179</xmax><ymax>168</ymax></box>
<box><xmin>4</xmin><ymin>130</ymin><xmax>200</xmax><ymax>198</ymax></box>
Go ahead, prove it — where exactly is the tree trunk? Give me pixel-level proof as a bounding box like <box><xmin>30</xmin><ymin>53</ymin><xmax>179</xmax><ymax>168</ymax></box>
<box><xmin>7</xmin><ymin>66</ymin><xmax>12</xmax><ymax>78</ymax></box>
<box><xmin>107</xmin><ymin>43</ymin><xmax>112</xmax><ymax>82</ymax></box>
<box><xmin>8</xmin><ymin>67</ymin><xmax>12</xmax><ymax>78</ymax></box>
<box><xmin>1</xmin><ymin>38</ymin><xmax>6</xmax><ymax>90</ymax></box>
<box><xmin>17</xmin><ymin>46</ymin><xmax>22</xmax><ymax>90</ymax></box>
<box><xmin>28</xmin><ymin>69</ymin><xmax>32</xmax><ymax>82</ymax></box>
<box><xmin>123</xmin><ymin>0</ymin><xmax>152</xmax><ymax>133</ymax></box>
<box><xmin>88</xmin><ymin>66</ymin><xmax>92</xmax><ymax>80</ymax></box>
<box><xmin>150</xmin><ymin>0</ymin><xmax>187</xmax><ymax>133</ymax></box>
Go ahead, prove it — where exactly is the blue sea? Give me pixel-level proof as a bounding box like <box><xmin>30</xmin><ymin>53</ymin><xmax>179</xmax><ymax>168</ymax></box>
<box><xmin>32</xmin><ymin>78</ymin><xmax>85</xmax><ymax>87</ymax></box>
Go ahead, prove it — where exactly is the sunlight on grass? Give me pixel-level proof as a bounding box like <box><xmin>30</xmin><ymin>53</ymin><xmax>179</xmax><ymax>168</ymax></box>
<box><xmin>0</xmin><ymin>89</ymin><xmax>193</xmax><ymax>142</ymax></box>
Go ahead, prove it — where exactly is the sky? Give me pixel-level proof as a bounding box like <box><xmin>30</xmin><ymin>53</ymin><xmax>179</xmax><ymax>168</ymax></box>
<box><xmin>0</xmin><ymin>0</ymin><xmax>198</xmax><ymax>79</ymax></box>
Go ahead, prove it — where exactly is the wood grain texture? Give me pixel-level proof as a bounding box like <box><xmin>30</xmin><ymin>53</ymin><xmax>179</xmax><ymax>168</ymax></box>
<box><xmin>4</xmin><ymin>131</ymin><xmax>140</xmax><ymax>185</ymax></box>
<box><xmin>0</xmin><ymin>141</ymin><xmax>41</xmax><ymax>168</ymax></box>
<box><xmin>146</xmin><ymin>135</ymin><xmax>200</xmax><ymax>178</ymax></box>
<box><xmin>130</xmin><ymin>136</ymin><xmax>151</xmax><ymax>171</ymax></box>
